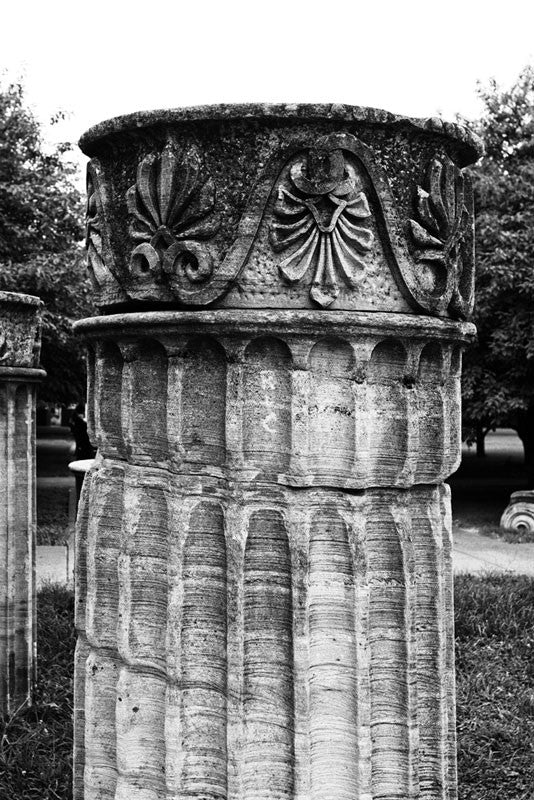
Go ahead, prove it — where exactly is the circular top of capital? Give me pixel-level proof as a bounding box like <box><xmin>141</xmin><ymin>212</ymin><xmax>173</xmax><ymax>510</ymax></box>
<box><xmin>0</xmin><ymin>291</ymin><xmax>42</xmax><ymax>368</ymax></box>
<box><xmin>80</xmin><ymin>102</ymin><xmax>483</xmax><ymax>162</ymax></box>
<box><xmin>81</xmin><ymin>103</ymin><xmax>481</xmax><ymax>320</ymax></box>
<box><xmin>0</xmin><ymin>290</ymin><xmax>42</xmax><ymax>308</ymax></box>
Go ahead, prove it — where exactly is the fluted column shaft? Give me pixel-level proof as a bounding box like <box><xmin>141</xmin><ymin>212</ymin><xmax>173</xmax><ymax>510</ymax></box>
<box><xmin>75</xmin><ymin>310</ymin><xmax>471</xmax><ymax>800</ymax></box>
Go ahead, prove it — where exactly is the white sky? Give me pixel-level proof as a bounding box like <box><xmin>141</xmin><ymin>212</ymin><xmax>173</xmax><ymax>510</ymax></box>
<box><xmin>1</xmin><ymin>0</ymin><xmax>534</xmax><ymax>177</ymax></box>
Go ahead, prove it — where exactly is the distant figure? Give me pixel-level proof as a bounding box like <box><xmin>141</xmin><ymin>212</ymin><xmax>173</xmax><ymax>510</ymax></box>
<box><xmin>70</xmin><ymin>403</ymin><xmax>97</xmax><ymax>460</ymax></box>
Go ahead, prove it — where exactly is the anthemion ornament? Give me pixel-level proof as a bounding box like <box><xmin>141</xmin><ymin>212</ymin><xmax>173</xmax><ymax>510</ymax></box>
<box><xmin>127</xmin><ymin>142</ymin><xmax>220</xmax><ymax>294</ymax></box>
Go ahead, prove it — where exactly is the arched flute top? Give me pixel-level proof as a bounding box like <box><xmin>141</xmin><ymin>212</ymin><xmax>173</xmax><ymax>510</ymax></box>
<box><xmin>82</xmin><ymin>109</ymin><xmax>480</xmax><ymax>319</ymax></box>
<box><xmin>86</xmin><ymin>314</ymin><xmax>466</xmax><ymax>485</ymax></box>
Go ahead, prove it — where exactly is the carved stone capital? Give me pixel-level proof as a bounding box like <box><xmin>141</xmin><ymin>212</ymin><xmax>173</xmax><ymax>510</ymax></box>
<box><xmin>79</xmin><ymin>104</ymin><xmax>481</xmax><ymax>319</ymax></box>
<box><xmin>0</xmin><ymin>291</ymin><xmax>43</xmax><ymax>368</ymax></box>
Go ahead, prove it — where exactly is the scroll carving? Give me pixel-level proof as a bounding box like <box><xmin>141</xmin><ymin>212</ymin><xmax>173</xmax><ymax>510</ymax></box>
<box><xmin>126</xmin><ymin>143</ymin><xmax>221</xmax><ymax>302</ymax></box>
<box><xmin>84</xmin><ymin>131</ymin><xmax>475</xmax><ymax>319</ymax></box>
<box><xmin>270</xmin><ymin>148</ymin><xmax>374</xmax><ymax>307</ymax></box>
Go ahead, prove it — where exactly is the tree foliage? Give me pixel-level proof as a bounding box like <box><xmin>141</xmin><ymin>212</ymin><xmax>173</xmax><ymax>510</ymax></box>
<box><xmin>463</xmin><ymin>67</ymin><xmax>534</xmax><ymax>478</ymax></box>
<box><xmin>0</xmin><ymin>79</ymin><xmax>91</xmax><ymax>403</ymax></box>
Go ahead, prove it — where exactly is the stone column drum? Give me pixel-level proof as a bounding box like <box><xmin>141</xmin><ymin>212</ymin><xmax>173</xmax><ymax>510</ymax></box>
<box><xmin>0</xmin><ymin>291</ymin><xmax>43</xmax><ymax>714</ymax></box>
<box><xmin>75</xmin><ymin>105</ymin><xmax>481</xmax><ymax>800</ymax></box>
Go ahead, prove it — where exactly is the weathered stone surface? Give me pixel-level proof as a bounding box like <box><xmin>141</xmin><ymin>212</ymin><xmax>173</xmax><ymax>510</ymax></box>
<box><xmin>0</xmin><ymin>290</ymin><xmax>42</xmax><ymax>368</ymax></box>
<box><xmin>75</xmin><ymin>105</ymin><xmax>479</xmax><ymax>800</ymax></box>
<box><xmin>0</xmin><ymin>291</ymin><xmax>44</xmax><ymax>714</ymax></box>
<box><xmin>80</xmin><ymin>310</ymin><xmax>472</xmax><ymax>486</ymax></box>
<box><xmin>80</xmin><ymin>103</ymin><xmax>481</xmax><ymax>318</ymax></box>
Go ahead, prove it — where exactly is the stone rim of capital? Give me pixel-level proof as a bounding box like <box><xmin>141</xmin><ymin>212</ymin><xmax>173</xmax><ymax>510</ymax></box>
<box><xmin>79</xmin><ymin>102</ymin><xmax>483</xmax><ymax>164</ymax></box>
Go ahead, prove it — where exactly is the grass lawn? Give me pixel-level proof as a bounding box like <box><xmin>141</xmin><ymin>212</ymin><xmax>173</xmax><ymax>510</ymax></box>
<box><xmin>0</xmin><ymin>585</ymin><xmax>74</xmax><ymax>799</ymax></box>
<box><xmin>455</xmin><ymin>574</ymin><xmax>534</xmax><ymax>800</ymax></box>
<box><xmin>36</xmin><ymin>486</ymin><xmax>71</xmax><ymax>545</ymax></box>
<box><xmin>1</xmin><ymin>577</ymin><xmax>533</xmax><ymax>799</ymax></box>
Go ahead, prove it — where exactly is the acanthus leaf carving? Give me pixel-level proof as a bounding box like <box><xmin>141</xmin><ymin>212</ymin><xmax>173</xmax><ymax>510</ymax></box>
<box><xmin>409</xmin><ymin>154</ymin><xmax>474</xmax><ymax>318</ymax></box>
<box><xmin>126</xmin><ymin>143</ymin><xmax>221</xmax><ymax>302</ymax></box>
<box><xmin>86</xmin><ymin>170</ymin><xmax>108</xmax><ymax>289</ymax></box>
<box><xmin>270</xmin><ymin>147</ymin><xmax>374</xmax><ymax>307</ymax></box>
<box><xmin>86</xmin><ymin>162</ymin><xmax>128</xmax><ymax>303</ymax></box>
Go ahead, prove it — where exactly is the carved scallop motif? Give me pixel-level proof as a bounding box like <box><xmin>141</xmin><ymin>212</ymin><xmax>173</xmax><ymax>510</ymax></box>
<box><xmin>270</xmin><ymin>148</ymin><xmax>374</xmax><ymax>307</ymax></box>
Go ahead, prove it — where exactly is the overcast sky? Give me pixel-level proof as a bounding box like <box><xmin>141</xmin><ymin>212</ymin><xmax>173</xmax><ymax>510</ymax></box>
<box><xmin>2</xmin><ymin>0</ymin><xmax>534</xmax><ymax>175</ymax></box>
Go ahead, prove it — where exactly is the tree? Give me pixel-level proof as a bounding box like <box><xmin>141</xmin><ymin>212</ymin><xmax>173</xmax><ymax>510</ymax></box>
<box><xmin>0</xmin><ymin>79</ymin><xmax>92</xmax><ymax>403</ymax></box>
<box><xmin>462</xmin><ymin>66</ymin><xmax>534</xmax><ymax>481</ymax></box>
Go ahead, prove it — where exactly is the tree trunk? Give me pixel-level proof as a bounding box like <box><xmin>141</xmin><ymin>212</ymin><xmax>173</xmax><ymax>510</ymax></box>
<box><xmin>516</xmin><ymin>408</ymin><xmax>534</xmax><ymax>488</ymax></box>
<box><xmin>476</xmin><ymin>424</ymin><xmax>486</xmax><ymax>458</ymax></box>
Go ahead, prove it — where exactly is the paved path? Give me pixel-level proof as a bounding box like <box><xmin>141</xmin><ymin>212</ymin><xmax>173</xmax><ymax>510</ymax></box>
<box><xmin>37</xmin><ymin>476</ymin><xmax>75</xmax><ymax>489</ymax></box>
<box><xmin>37</xmin><ymin>545</ymin><xmax>73</xmax><ymax>589</ymax></box>
<box><xmin>453</xmin><ymin>526</ymin><xmax>534</xmax><ymax>575</ymax></box>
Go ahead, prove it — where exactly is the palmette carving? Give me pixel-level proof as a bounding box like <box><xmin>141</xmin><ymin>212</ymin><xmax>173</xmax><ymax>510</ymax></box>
<box><xmin>270</xmin><ymin>148</ymin><xmax>374</xmax><ymax>307</ymax></box>
<box><xmin>127</xmin><ymin>143</ymin><xmax>221</xmax><ymax>302</ymax></box>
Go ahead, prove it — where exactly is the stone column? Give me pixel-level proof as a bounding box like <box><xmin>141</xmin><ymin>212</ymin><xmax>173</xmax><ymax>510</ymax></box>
<box><xmin>75</xmin><ymin>105</ymin><xmax>481</xmax><ymax>800</ymax></box>
<box><xmin>0</xmin><ymin>291</ymin><xmax>44</xmax><ymax>714</ymax></box>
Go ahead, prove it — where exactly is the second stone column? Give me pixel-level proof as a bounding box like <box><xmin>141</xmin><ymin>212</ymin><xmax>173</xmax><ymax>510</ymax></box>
<box><xmin>0</xmin><ymin>291</ymin><xmax>43</xmax><ymax>714</ymax></box>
